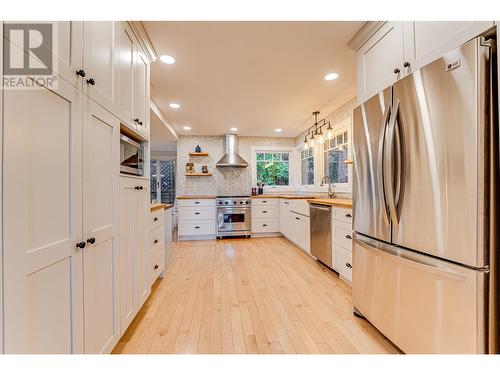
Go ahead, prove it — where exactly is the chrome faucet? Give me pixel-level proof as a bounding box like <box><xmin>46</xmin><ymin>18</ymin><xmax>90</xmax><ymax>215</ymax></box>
<box><xmin>320</xmin><ymin>176</ymin><xmax>335</xmax><ymax>198</ymax></box>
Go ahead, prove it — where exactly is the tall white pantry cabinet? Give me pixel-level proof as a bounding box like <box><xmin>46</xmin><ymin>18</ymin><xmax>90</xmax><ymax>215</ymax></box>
<box><xmin>0</xmin><ymin>21</ymin><xmax>152</xmax><ymax>353</ymax></box>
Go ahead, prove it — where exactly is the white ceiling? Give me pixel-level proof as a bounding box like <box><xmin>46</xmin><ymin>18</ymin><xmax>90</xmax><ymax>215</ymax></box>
<box><xmin>150</xmin><ymin>109</ymin><xmax>177</xmax><ymax>152</ymax></box>
<box><xmin>144</xmin><ymin>21</ymin><xmax>362</xmax><ymax>137</ymax></box>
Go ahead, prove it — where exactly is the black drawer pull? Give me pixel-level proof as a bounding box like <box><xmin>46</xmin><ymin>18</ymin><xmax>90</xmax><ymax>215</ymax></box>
<box><xmin>262</xmin><ymin>224</ymin><xmax>267</xmax><ymax>227</ymax></box>
<box><xmin>296</xmin><ymin>217</ymin><xmax>300</xmax><ymax>220</ymax></box>
<box><xmin>153</xmin><ymin>217</ymin><xmax>159</xmax><ymax>222</ymax></box>
<box><xmin>154</xmin><ymin>264</ymin><xmax>159</xmax><ymax>270</ymax></box>
<box><xmin>345</xmin><ymin>213</ymin><xmax>352</xmax><ymax>218</ymax></box>
<box><xmin>195</xmin><ymin>226</ymin><xmax>200</xmax><ymax>229</ymax></box>
<box><xmin>262</xmin><ymin>200</ymin><xmax>267</xmax><ymax>203</ymax></box>
<box><xmin>346</xmin><ymin>234</ymin><xmax>352</xmax><ymax>240</ymax></box>
<box><xmin>345</xmin><ymin>263</ymin><xmax>352</xmax><ymax>269</ymax></box>
<box><xmin>262</xmin><ymin>210</ymin><xmax>267</xmax><ymax>213</ymax></box>
<box><xmin>76</xmin><ymin>69</ymin><xmax>86</xmax><ymax>77</ymax></box>
<box><xmin>195</xmin><ymin>201</ymin><xmax>200</xmax><ymax>204</ymax></box>
<box><xmin>195</xmin><ymin>212</ymin><xmax>200</xmax><ymax>215</ymax></box>
<box><xmin>154</xmin><ymin>239</ymin><xmax>159</xmax><ymax>244</ymax></box>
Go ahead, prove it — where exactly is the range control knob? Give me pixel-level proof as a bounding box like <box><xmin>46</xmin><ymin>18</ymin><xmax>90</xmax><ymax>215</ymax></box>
<box><xmin>224</xmin><ymin>201</ymin><xmax>228</xmax><ymax>205</ymax></box>
<box><xmin>239</xmin><ymin>201</ymin><xmax>243</xmax><ymax>204</ymax></box>
<box><xmin>217</xmin><ymin>200</ymin><xmax>222</xmax><ymax>205</ymax></box>
<box><xmin>233</xmin><ymin>201</ymin><xmax>237</xmax><ymax>204</ymax></box>
<box><xmin>246</xmin><ymin>200</ymin><xmax>251</xmax><ymax>204</ymax></box>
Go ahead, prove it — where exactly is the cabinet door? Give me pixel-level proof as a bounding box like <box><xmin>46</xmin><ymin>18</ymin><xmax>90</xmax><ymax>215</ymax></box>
<box><xmin>82</xmin><ymin>100</ymin><xmax>120</xmax><ymax>354</ymax></box>
<box><xmin>133</xmin><ymin>46</ymin><xmax>150</xmax><ymax>139</ymax></box>
<box><xmin>404</xmin><ymin>21</ymin><xmax>494</xmax><ymax>74</ymax></box>
<box><xmin>279</xmin><ymin>200</ymin><xmax>291</xmax><ymax>237</ymax></box>
<box><xmin>357</xmin><ymin>21</ymin><xmax>405</xmax><ymax>101</ymax></box>
<box><xmin>134</xmin><ymin>181</ymin><xmax>151</xmax><ymax>305</ymax></box>
<box><xmin>83</xmin><ymin>21</ymin><xmax>117</xmax><ymax>113</ymax></box>
<box><xmin>118</xmin><ymin>178</ymin><xmax>138</xmax><ymax>334</ymax></box>
<box><xmin>3</xmin><ymin>75</ymin><xmax>84</xmax><ymax>353</ymax></box>
<box><xmin>116</xmin><ymin>22</ymin><xmax>136</xmax><ymax>129</ymax></box>
<box><xmin>56</xmin><ymin>21</ymin><xmax>84</xmax><ymax>89</ymax></box>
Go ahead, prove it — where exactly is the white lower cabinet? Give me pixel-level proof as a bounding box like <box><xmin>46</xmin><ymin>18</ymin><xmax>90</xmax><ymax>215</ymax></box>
<box><xmin>279</xmin><ymin>199</ymin><xmax>310</xmax><ymax>253</ymax></box>
<box><xmin>178</xmin><ymin>199</ymin><xmax>216</xmax><ymax>240</ymax></box>
<box><xmin>149</xmin><ymin>209</ymin><xmax>165</xmax><ymax>286</ymax></box>
<box><xmin>332</xmin><ymin>207</ymin><xmax>353</xmax><ymax>283</ymax></box>
<box><xmin>118</xmin><ymin>177</ymin><xmax>150</xmax><ymax>336</ymax></box>
<box><xmin>252</xmin><ymin>198</ymin><xmax>280</xmax><ymax>235</ymax></box>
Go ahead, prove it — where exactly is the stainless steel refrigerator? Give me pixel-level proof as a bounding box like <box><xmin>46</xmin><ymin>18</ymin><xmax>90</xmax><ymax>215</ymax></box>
<box><xmin>352</xmin><ymin>35</ymin><xmax>499</xmax><ymax>353</ymax></box>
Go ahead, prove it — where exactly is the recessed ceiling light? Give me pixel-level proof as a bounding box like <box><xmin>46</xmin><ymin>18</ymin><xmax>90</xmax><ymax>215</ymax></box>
<box><xmin>230</xmin><ymin>127</ymin><xmax>238</xmax><ymax>132</ymax></box>
<box><xmin>183</xmin><ymin>126</ymin><xmax>191</xmax><ymax>130</ymax></box>
<box><xmin>160</xmin><ymin>54</ymin><xmax>175</xmax><ymax>64</ymax></box>
<box><xmin>324</xmin><ymin>72</ymin><xmax>339</xmax><ymax>81</ymax></box>
<box><xmin>275</xmin><ymin>128</ymin><xmax>283</xmax><ymax>133</ymax></box>
<box><xmin>169</xmin><ymin>102</ymin><xmax>180</xmax><ymax>109</ymax></box>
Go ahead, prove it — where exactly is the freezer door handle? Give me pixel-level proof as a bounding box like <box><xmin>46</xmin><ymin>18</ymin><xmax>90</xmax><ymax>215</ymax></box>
<box><xmin>377</xmin><ymin>103</ymin><xmax>392</xmax><ymax>225</ymax></box>
<box><xmin>354</xmin><ymin>233</ymin><xmax>468</xmax><ymax>282</ymax></box>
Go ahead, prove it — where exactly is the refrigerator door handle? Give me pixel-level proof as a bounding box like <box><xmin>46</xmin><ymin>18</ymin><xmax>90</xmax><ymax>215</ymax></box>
<box><xmin>377</xmin><ymin>102</ymin><xmax>392</xmax><ymax>225</ymax></box>
<box><xmin>354</xmin><ymin>233</ymin><xmax>468</xmax><ymax>282</ymax></box>
<box><xmin>384</xmin><ymin>99</ymin><xmax>400</xmax><ymax>224</ymax></box>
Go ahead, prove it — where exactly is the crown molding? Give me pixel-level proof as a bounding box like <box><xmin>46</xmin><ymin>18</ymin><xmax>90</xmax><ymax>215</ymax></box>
<box><xmin>128</xmin><ymin>21</ymin><xmax>158</xmax><ymax>63</ymax></box>
<box><xmin>347</xmin><ymin>21</ymin><xmax>386</xmax><ymax>51</ymax></box>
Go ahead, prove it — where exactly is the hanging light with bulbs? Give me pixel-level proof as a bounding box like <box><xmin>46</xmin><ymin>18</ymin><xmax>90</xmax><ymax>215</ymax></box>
<box><xmin>303</xmin><ymin>110</ymin><xmax>333</xmax><ymax>150</ymax></box>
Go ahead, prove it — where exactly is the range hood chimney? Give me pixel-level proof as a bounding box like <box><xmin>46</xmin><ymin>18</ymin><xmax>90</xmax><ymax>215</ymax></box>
<box><xmin>216</xmin><ymin>134</ymin><xmax>249</xmax><ymax>168</ymax></box>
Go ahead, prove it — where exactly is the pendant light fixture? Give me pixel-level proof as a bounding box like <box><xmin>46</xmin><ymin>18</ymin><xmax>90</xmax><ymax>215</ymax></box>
<box><xmin>303</xmin><ymin>110</ymin><xmax>333</xmax><ymax>149</ymax></box>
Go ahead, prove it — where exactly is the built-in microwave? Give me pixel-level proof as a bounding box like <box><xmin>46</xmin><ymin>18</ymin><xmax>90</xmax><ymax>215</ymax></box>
<box><xmin>120</xmin><ymin>135</ymin><xmax>144</xmax><ymax>176</ymax></box>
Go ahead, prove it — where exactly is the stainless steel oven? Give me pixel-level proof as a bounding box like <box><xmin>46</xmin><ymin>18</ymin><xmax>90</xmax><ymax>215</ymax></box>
<box><xmin>120</xmin><ymin>134</ymin><xmax>144</xmax><ymax>176</ymax></box>
<box><xmin>216</xmin><ymin>196</ymin><xmax>251</xmax><ymax>238</ymax></box>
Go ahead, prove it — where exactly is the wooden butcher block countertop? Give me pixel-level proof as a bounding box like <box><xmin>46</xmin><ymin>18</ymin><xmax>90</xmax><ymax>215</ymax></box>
<box><xmin>307</xmin><ymin>198</ymin><xmax>353</xmax><ymax>208</ymax></box>
<box><xmin>150</xmin><ymin>203</ymin><xmax>174</xmax><ymax>212</ymax></box>
<box><xmin>251</xmin><ymin>194</ymin><xmax>317</xmax><ymax>199</ymax></box>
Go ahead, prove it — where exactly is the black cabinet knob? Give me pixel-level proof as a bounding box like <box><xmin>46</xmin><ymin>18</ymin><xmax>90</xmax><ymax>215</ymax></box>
<box><xmin>345</xmin><ymin>213</ymin><xmax>352</xmax><ymax>218</ymax></box>
<box><xmin>134</xmin><ymin>186</ymin><xmax>140</xmax><ymax>190</ymax></box>
<box><xmin>76</xmin><ymin>241</ymin><xmax>86</xmax><ymax>249</ymax></box>
<box><xmin>296</xmin><ymin>217</ymin><xmax>300</xmax><ymax>220</ymax></box>
<box><xmin>139</xmin><ymin>186</ymin><xmax>143</xmax><ymax>190</ymax></box>
<box><xmin>134</xmin><ymin>118</ymin><xmax>140</xmax><ymax>123</ymax></box>
<box><xmin>403</xmin><ymin>61</ymin><xmax>411</xmax><ymax>67</ymax></box>
<box><xmin>76</xmin><ymin>69</ymin><xmax>86</xmax><ymax>77</ymax></box>
<box><xmin>394</xmin><ymin>68</ymin><xmax>400</xmax><ymax>74</ymax></box>
<box><xmin>154</xmin><ymin>217</ymin><xmax>159</xmax><ymax>221</ymax></box>
<box><xmin>154</xmin><ymin>264</ymin><xmax>159</xmax><ymax>270</ymax></box>
<box><xmin>346</xmin><ymin>234</ymin><xmax>352</xmax><ymax>240</ymax></box>
<box><xmin>154</xmin><ymin>239</ymin><xmax>159</xmax><ymax>244</ymax></box>
<box><xmin>87</xmin><ymin>78</ymin><xmax>96</xmax><ymax>86</ymax></box>
<box><xmin>346</xmin><ymin>263</ymin><xmax>352</xmax><ymax>269</ymax></box>
<box><xmin>86</xmin><ymin>237</ymin><xmax>96</xmax><ymax>244</ymax></box>
<box><xmin>139</xmin><ymin>121</ymin><xmax>143</xmax><ymax>126</ymax></box>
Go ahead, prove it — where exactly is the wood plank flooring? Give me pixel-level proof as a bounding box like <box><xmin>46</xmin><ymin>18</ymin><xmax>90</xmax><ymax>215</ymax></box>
<box><xmin>112</xmin><ymin>237</ymin><xmax>400</xmax><ymax>354</ymax></box>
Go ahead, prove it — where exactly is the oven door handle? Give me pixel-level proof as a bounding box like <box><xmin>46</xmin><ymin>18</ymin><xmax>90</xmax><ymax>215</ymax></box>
<box><xmin>217</xmin><ymin>212</ymin><xmax>226</xmax><ymax>229</ymax></box>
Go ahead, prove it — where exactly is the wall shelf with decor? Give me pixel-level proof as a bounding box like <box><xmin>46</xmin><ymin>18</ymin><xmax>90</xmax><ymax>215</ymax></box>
<box><xmin>189</xmin><ymin>152</ymin><xmax>209</xmax><ymax>156</ymax></box>
<box><xmin>185</xmin><ymin>173</ymin><xmax>213</xmax><ymax>177</ymax></box>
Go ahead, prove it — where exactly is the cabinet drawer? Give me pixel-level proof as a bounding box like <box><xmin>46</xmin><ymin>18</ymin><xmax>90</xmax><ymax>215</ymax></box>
<box><xmin>150</xmin><ymin>226</ymin><xmax>164</xmax><ymax>251</ymax></box>
<box><xmin>150</xmin><ymin>248</ymin><xmax>164</xmax><ymax>284</ymax></box>
<box><xmin>289</xmin><ymin>200</ymin><xmax>310</xmax><ymax>217</ymax></box>
<box><xmin>150</xmin><ymin>210</ymin><xmax>164</xmax><ymax>229</ymax></box>
<box><xmin>178</xmin><ymin>220</ymin><xmax>216</xmax><ymax>236</ymax></box>
<box><xmin>252</xmin><ymin>218</ymin><xmax>279</xmax><ymax>233</ymax></box>
<box><xmin>251</xmin><ymin>198</ymin><xmax>279</xmax><ymax>207</ymax></box>
<box><xmin>333</xmin><ymin>207</ymin><xmax>352</xmax><ymax>224</ymax></box>
<box><xmin>336</xmin><ymin>247</ymin><xmax>352</xmax><ymax>283</ymax></box>
<box><xmin>252</xmin><ymin>206</ymin><xmax>278</xmax><ymax>218</ymax></box>
<box><xmin>333</xmin><ymin>221</ymin><xmax>353</xmax><ymax>251</ymax></box>
<box><xmin>178</xmin><ymin>207</ymin><xmax>215</xmax><ymax>221</ymax></box>
<box><xmin>177</xmin><ymin>199</ymin><xmax>215</xmax><ymax>207</ymax></box>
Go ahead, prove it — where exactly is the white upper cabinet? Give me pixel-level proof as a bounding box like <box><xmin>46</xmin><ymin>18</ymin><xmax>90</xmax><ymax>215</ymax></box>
<box><xmin>357</xmin><ymin>21</ymin><xmax>495</xmax><ymax>102</ymax></box>
<box><xmin>83</xmin><ymin>21</ymin><xmax>118</xmax><ymax>114</ymax></box>
<box><xmin>116</xmin><ymin>22</ymin><xmax>136</xmax><ymax>129</ymax></box>
<box><xmin>133</xmin><ymin>46</ymin><xmax>150</xmax><ymax>139</ymax></box>
<box><xmin>357</xmin><ymin>22</ymin><xmax>406</xmax><ymax>102</ymax></box>
<box><xmin>82</xmin><ymin>100</ymin><xmax>120</xmax><ymax>354</ymax></box>
<box><xmin>404</xmin><ymin>21</ymin><xmax>494</xmax><ymax>73</ymax></box>
<box><xmin>2</xmin><ymin>74</ymin><xmax>84</xmax><ymax>354</ymax></box>
<box><xmin>54</xmin><ymin>21</ymin><xmax>84</xmax><ymax>89</ymax></box>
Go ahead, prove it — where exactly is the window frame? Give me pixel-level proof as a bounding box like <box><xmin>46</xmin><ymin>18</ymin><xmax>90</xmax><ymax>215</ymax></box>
<box><xmin>319</xmin><ymin>117</ymin><xmax>352</xmax><ymax>193</ymax></box>
<box><xmin>300</xmin><ymin>147</ymin><xmax>315</xmax><ymax>187</ymax></box>
<box><xmin>251</xmin><ymin>146</ymin><xmax>297</xmax><ymax>192</ymax></box>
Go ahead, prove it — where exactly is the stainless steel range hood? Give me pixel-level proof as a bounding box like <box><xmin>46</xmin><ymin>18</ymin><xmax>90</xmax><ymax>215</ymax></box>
<box><xmin>216</xmin><ymin>134</ymin><xmax>249</xmax><ymax>168</ymax></box>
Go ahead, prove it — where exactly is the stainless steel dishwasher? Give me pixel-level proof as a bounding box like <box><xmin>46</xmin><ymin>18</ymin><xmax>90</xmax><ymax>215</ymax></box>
<box><xmin>310</xmin><ymin>204</ymin><xmax>332</xmax><ymax>267</ymax></box>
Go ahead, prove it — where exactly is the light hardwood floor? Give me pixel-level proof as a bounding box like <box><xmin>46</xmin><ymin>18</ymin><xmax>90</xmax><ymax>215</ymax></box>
<box><xmin>112</xmin><ymin>237</ymin><xmax>400</xmax><ymax>354</ymax></box>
